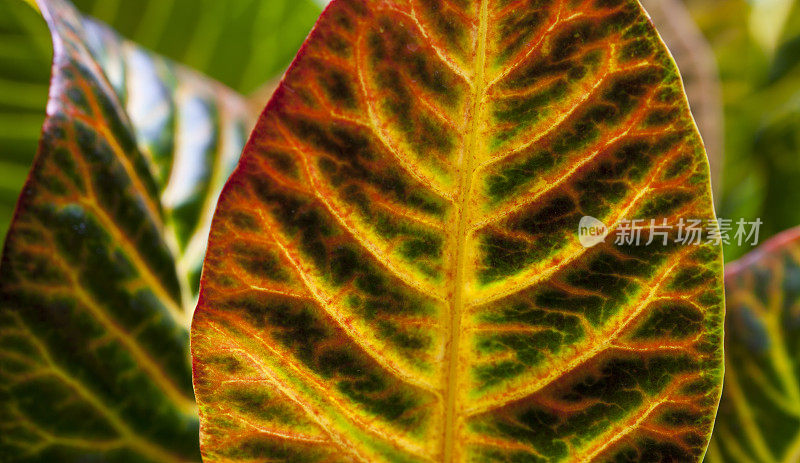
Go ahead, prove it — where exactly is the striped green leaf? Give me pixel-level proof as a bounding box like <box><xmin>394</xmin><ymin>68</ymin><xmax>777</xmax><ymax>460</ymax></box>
<box><xmin>68</xmin><ymin>0</ymin><xmax>321</xmax><ymax>94</ymax></box>
<box><xmin>0</xmin><ymin>0</ymin><xmax>252</xmax><ymax>460</ymax></box>
<box><xmin>0</xmin><ymin>0</ymin><xmax>52</xmax><ymax>246</ymax></box>
<box><xmin>191</xmin><ymin>0</ymin><xmax>725</xmax><ymax>461</ymax></box>
<box><xmin>0</xmin><ymin>0</ymin><xmax>322</xmax><ymax>246</ymax></box>
<box><xmin>706</xmin><ymin>227</ymin><xmax>800</xmax><ymax>463</ymax></box>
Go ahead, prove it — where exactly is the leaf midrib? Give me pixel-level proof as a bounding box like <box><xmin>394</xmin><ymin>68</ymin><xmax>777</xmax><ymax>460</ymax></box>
<box><xmin>442</xmin><ymin>0</ymin><xmax>489</xmax><ymax>460</ymax></box>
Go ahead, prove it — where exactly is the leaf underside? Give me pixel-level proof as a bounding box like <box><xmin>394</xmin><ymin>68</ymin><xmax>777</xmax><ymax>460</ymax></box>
<box><xmin>706</xmin><ymin>228</ymin><xmax>800</xmax><ymax>463</ymax></box>
<box><xmin>191</xmin><ymin>0</ymin><xmax>725</xmax><ymax>461</ymax></box>
<box><xmin>0</xmin><ymin>0</ymin><xmax>251</xmax><ymax>461</ymax></box>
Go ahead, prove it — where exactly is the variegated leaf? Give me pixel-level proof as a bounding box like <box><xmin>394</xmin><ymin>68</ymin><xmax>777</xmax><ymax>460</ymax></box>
<box><xmin>192</xmin><ymin>0</ymin><xmax>725</xmax><ymax>461</ymax></box>
<box><xmin>640</xmin><ymin>0</ymin><xmax>723</xmax><ymax>201</ymax></box>
<box><xmin>706</xmin><ymin>227</ymin><xmax>800</xmax><ymax>463</ymax></box>
<box><xmin>0</xmin><ymin>0</ymin><xmax>252</xmax><ymax>460</ymax></box>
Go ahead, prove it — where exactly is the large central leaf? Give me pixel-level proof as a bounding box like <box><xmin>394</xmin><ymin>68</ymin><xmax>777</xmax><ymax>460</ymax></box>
<box><xmin>192</xmin><ymin>0</ymin><xmax>725</xmax><ymax>461</ymax></box>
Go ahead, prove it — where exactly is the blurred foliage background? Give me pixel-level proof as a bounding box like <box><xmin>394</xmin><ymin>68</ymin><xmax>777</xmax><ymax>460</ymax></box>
<box><xmin>686</xmin><ymin>0</ymin><xmax>800</xmax><ymax>260</ymax></box>
<box><xmin>0</xmin><ymin>0</ymin><xmax>323</xmax><ymax>242</ymax></box>
<box><xmin>4</xmin><ymin>0</ymin><xmax>800</xmax><ymax>263</ymax></box>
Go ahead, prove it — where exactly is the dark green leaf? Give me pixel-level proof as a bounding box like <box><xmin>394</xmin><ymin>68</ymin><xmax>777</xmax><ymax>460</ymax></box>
<box><xmin>0</xmin><ymin>0</ymin><xmax>252</xmax><ymax>460</ymax></box>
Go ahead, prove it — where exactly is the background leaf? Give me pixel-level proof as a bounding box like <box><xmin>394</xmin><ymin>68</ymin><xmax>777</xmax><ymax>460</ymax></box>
<box><xmin>706</xmin><ymin>227</ymin><xmax>800</xmax><ymax>462</ymax></box>
<box><xmin>68</xmin><ymin>0</ymin><xmax>322</xmax><ymax>94</ymax></box>
<box><xmin>0</xmin><ymin>0</ymin><xmax>322</xmax><ymax>244</ymax></box>
<box><xmin>0</xmin><ymin>0</ymin><xmax>52</xmax><ymax>247</ymax></box>
<box><xmin>0</xmin><ymin>0</ymin><xmax>252</xmax><ymax>460</ymax></box>
<box><xmin>192</xmin><ymin>0</ymin><xmax>724</xmax><ymax>461</ymax></box>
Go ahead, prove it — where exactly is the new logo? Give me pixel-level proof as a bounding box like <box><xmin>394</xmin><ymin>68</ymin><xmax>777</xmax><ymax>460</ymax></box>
<box><xmin>578</xmin><ymin>216</ymin><xmax>608</xmax><ymax>248</ymax></box>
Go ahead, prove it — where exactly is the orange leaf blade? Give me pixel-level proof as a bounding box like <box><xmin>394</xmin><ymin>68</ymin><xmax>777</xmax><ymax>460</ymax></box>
<box><xmin>192</xmin><ymin>0</ymin><xmax>725</xmax><ymax>461</ymax></box>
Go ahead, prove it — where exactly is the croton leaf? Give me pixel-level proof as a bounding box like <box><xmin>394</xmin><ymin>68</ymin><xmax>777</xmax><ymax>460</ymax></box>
<box><xmin>0</xmin><ymin>0</ymin><xmax>324</xmax><ymax>245</ymax></box>
<box><xmin>640</xmin><ymin>0</ymin><xmax>724</xmax><ymax>201</ymax></box>
<box><xmin>706</xmin><ymin>227</ymin><xmax>800</xmax><ymax>463</ymax></box>
<box><xmin>191</xmin><ymin>0</ymin><xmax>725</xmax><ymax>461</ymax></box>
<box><xmin>0</xmin><ymin>0</ymin><xmax>251</xmax><ymax>460</ymax></box>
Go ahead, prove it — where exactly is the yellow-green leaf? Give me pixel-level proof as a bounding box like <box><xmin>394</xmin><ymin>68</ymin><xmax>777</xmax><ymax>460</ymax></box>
<box><xmin>191</xmin><ymin>0</ymin><xmax>725</xmax><ymax>461</ymax></box>
<box><xmin>706</xmin><ymin>227</ymin><xmax>800</xmax><ymax>463</ymax></box>
<box><xmin>0</xmin><ymin>0</ymin><xmax>252</xmax><ymax>460</ymax></box>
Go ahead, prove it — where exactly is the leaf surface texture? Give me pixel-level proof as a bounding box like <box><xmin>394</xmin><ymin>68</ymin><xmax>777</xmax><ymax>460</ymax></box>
<box><xmin>192</xmin><ymin>0</ymin><xmax>725</xmax><ymax>461</ymax></box>
<box><xmin>0</xmin><ymin>0</ymin><xmax>251</xmax><ymax>460</ymax></box>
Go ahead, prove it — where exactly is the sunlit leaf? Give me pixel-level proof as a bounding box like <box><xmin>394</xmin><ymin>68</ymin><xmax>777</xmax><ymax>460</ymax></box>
<box><xmin>0</xmin><ymin>0</ymin><xmax>252</xmax><ymax>460</ymax></box>
<box><xmin>191</xmin><ymin>0</ymin><xmax>725</xmax><ymax>461</ymax></box>
<box><xmin>705</xmin><ymin>227</ymin><xmax>800</xmax><ymax>463</ymax></box>
<box><xmin>0</xmin><ymin>0</ymin><xmax>322</xmax><ymax>245</ymax></box>
<box><xmin>748</xmin><ymin>0</ymin><xmax>795</xmax><ymax>54</ymax></box>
